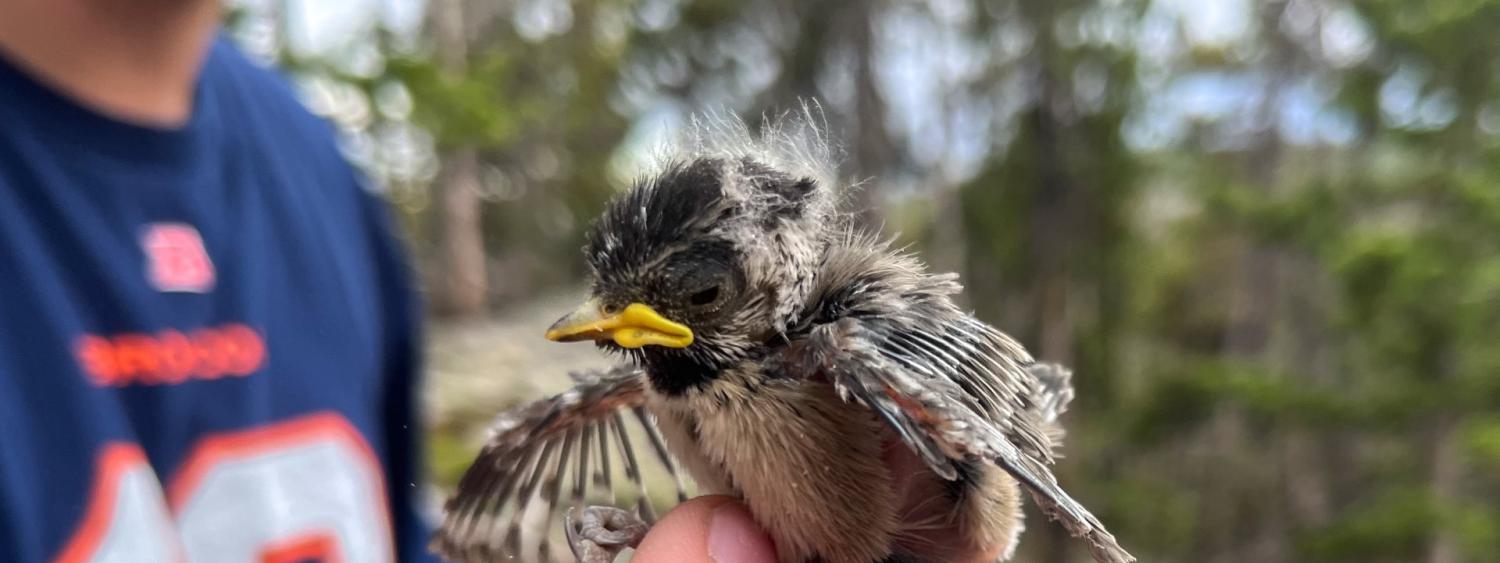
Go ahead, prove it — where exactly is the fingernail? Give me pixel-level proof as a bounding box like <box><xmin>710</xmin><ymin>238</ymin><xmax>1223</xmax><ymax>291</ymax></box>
<box><xmin>708</xmin><ymin>503</ymin><xmax>776</xmax><ymax>563</ymax></box>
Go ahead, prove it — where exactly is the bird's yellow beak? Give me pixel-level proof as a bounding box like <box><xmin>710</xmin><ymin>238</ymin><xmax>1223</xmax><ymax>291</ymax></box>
<box><xmin>545</xmin><ymin>299</ymin><xmax>694</xmax><ymax>349</ymax></box>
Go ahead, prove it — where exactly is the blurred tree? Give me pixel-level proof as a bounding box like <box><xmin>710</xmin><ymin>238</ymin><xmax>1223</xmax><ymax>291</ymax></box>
<box><xmin>948</xmin><ymin>1</ymin><xmax>1144</xmax><ymax>560</ymax></box>
<box><xmin>617</xmin><ymin>0</ymin><xmax>899</xmax><ymax>223</ymax></box>
<box><xmin>429</xmin><ymin>0</ymin><xmax>490</xmax><ymax>317</ymax></box>
<box><xmin>1120</xmin><ymin>1</ymin><xmax>1500</xmax><ymax>562</ymax></box>
<box><xmin>344</xmin><ymin>0</ymin><xmax>636</xmax><ymax>313</ymax></box>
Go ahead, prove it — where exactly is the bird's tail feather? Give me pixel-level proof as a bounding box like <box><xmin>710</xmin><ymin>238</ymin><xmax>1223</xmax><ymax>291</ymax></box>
<box><xmin>1019</xmin><ymin>464</ymin><xmax>1137</xmax><ymax>563</ymax></box>
<box><xmin>1028</xmin><ymin>363</ymin><xmax>1075</xmax><ymax>424</ymax></box>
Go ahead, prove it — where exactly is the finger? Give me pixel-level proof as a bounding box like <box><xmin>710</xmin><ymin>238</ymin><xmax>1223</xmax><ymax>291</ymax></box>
<box><xmin>632</xmin><ymin>495</ymin><xmax>776</xmax><ymax>563</ymax></box>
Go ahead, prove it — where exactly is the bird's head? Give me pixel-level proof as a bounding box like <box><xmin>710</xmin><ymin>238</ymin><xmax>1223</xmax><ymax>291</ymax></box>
<box><xmin>546</xmin><ymin>116</ymin><xmax>838</xmax><ymax>390</ymax></box>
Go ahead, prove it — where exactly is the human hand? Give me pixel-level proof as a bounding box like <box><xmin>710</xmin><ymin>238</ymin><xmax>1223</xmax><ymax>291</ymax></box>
<box><xmin>630</xmin><ymin>495</ymin><xmax>777</xmax><ymax>563</ymax></box>
<box><xmin>629</xmin><ymin>480</ymin><xmax>1005</xmax><ymax>563</ymax></box>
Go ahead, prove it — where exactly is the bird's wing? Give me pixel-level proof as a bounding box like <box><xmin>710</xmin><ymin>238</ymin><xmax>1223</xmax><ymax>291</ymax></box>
<box><xmin>1027</xmin><ymin>362</ymin><xmax>1075</xmax><ymax>426</ymax></box>
<box><xmin>430</xmin><ymin>365</ymin><xmax>691</xmax><ymax>563</ymax></box>
<box><xmin>790</xmin><ymin>315</ymin><xmax>1134</xmax><ymax>563</ymax></box>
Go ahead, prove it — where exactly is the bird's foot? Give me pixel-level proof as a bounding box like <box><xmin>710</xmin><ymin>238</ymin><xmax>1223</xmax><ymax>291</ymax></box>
<box><xmin>566</xmin><ymin>505</ymin><xmax>650</xmax><ymax>563</ymax></box>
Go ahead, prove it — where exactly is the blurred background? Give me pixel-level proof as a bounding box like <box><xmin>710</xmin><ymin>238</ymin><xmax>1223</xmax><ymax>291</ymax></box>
<box><xmin>225</xmin><ymin>0</ymin><xmax>1500</xmax><ymax>561</ymax></box>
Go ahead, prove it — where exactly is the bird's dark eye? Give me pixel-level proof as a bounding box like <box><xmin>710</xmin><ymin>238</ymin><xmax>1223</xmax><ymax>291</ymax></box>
<box><xmin>689</xmin><ymin>286</ymin><xmax>720</xmax><ymax>306</ymax></box>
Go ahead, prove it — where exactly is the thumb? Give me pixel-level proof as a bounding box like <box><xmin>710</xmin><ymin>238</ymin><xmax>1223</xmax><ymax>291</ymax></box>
<box><xmin>632</xmin><ymin>496</ymin><xmax>777</xmax><ymax>563</ymax></box>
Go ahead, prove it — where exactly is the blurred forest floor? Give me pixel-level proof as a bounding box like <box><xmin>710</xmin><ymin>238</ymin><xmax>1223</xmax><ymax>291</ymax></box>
<box><xmin>421</xmin><ymin>290</ymin><xmax>607</xmax><ymax>488</ymax></box>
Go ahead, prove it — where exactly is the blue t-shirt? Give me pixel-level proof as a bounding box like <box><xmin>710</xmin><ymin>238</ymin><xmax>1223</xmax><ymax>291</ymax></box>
<box><xmin>0</xmin><ymin>38</ymin><xmax>432</xmax><ymax>562</ymax></box>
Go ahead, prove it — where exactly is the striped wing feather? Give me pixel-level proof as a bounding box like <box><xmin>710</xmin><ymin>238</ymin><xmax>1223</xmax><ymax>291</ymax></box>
<box><xmin>431</xmin><ymin>366</ymin><xmax>692</xmax><ymax>562</ymax></box>
<box><xmin>800</xmin><ymin>314</ymin><xmax>1135</xmax><ymax>563</ymax></box>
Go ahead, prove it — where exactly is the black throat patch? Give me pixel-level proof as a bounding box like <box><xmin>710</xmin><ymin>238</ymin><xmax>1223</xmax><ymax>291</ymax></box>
<box><xmin>641</xmin><ymin>350</ymin><xmax>722</xmax><ymax>396</ymax></box>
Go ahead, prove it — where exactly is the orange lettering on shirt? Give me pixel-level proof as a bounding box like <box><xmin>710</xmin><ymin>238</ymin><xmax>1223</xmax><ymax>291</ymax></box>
<box><xmin>73</xmin><ymin>324</ymin><xmax>267</xmax><ymax>387</ymax></box>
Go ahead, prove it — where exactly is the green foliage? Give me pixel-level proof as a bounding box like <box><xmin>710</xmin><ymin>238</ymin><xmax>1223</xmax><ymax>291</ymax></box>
<box><xmin>1299</xmin><ymin>488</ymin><xmax>1500</xmax><ymax>562</ymax></box>
<box><xmin>1105</xmin><ymin>476</ymin><xmax>1201</xmax><ymax>553</ymax></box>
<box><xmin>387</xmin><ymin>54</ymin><xmax>524</xmax><ymax>150</ymax></box>
<box><xmin>1465</xmin><ymin>417</ymin><xmax>1500</xmax><ymax>470</ymax></box>
<box><xmin>426</xmin><ymin>423</ymin><xmax>481</xmax><ymax>488</ymax></box>
<box><xmin>1297</xmin><ymin>488</ymin><xmax>1436</xmax><ymax>562</ymax></box>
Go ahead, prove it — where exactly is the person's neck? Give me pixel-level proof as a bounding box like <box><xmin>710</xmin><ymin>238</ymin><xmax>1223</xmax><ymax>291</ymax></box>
<box><xmin>0</xmin><ymin>0</ymin><xmax>221</xmax><ymax>127</ymax></box>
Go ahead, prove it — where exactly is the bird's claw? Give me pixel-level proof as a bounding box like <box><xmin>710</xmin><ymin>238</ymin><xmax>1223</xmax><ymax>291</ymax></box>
<box><xmin>566</xmin><ymin>505</ymin><xmax>651</xmax><ymax>563</ymax></box>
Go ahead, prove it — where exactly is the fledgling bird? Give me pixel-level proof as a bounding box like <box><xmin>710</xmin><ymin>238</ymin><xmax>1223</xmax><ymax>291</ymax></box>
<box><xmin>430</xmin><ymin>110</ymin><xmax>1134</xmax><ymax>563</ymax></box>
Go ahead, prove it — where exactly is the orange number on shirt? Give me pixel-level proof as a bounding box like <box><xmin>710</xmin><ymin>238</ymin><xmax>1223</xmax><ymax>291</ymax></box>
<box><xmin>55</xmin><ymin>413</ymin><xmax>395</xmax><ymax>563</ymax></box>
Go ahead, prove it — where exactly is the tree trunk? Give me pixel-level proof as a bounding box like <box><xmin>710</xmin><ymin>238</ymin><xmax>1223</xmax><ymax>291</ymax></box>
<box><xmin>1426</xmin><ymin>415</ymin><xmax>1462</xmax><ymax>563</ymax></box>
<box><xmin>430</xmin><ymin>0</ymin><xmax>488</xmax><ymax>318</ymax></box>
<box><xmin>845</xmin><ymin>0</ymin><xmax>893</xmax><ymax>228</ymax></box>
<box><xmin>435</xmin><ymin>150</ymin><xmax>489</xmax><ymax>317</ymax></box>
